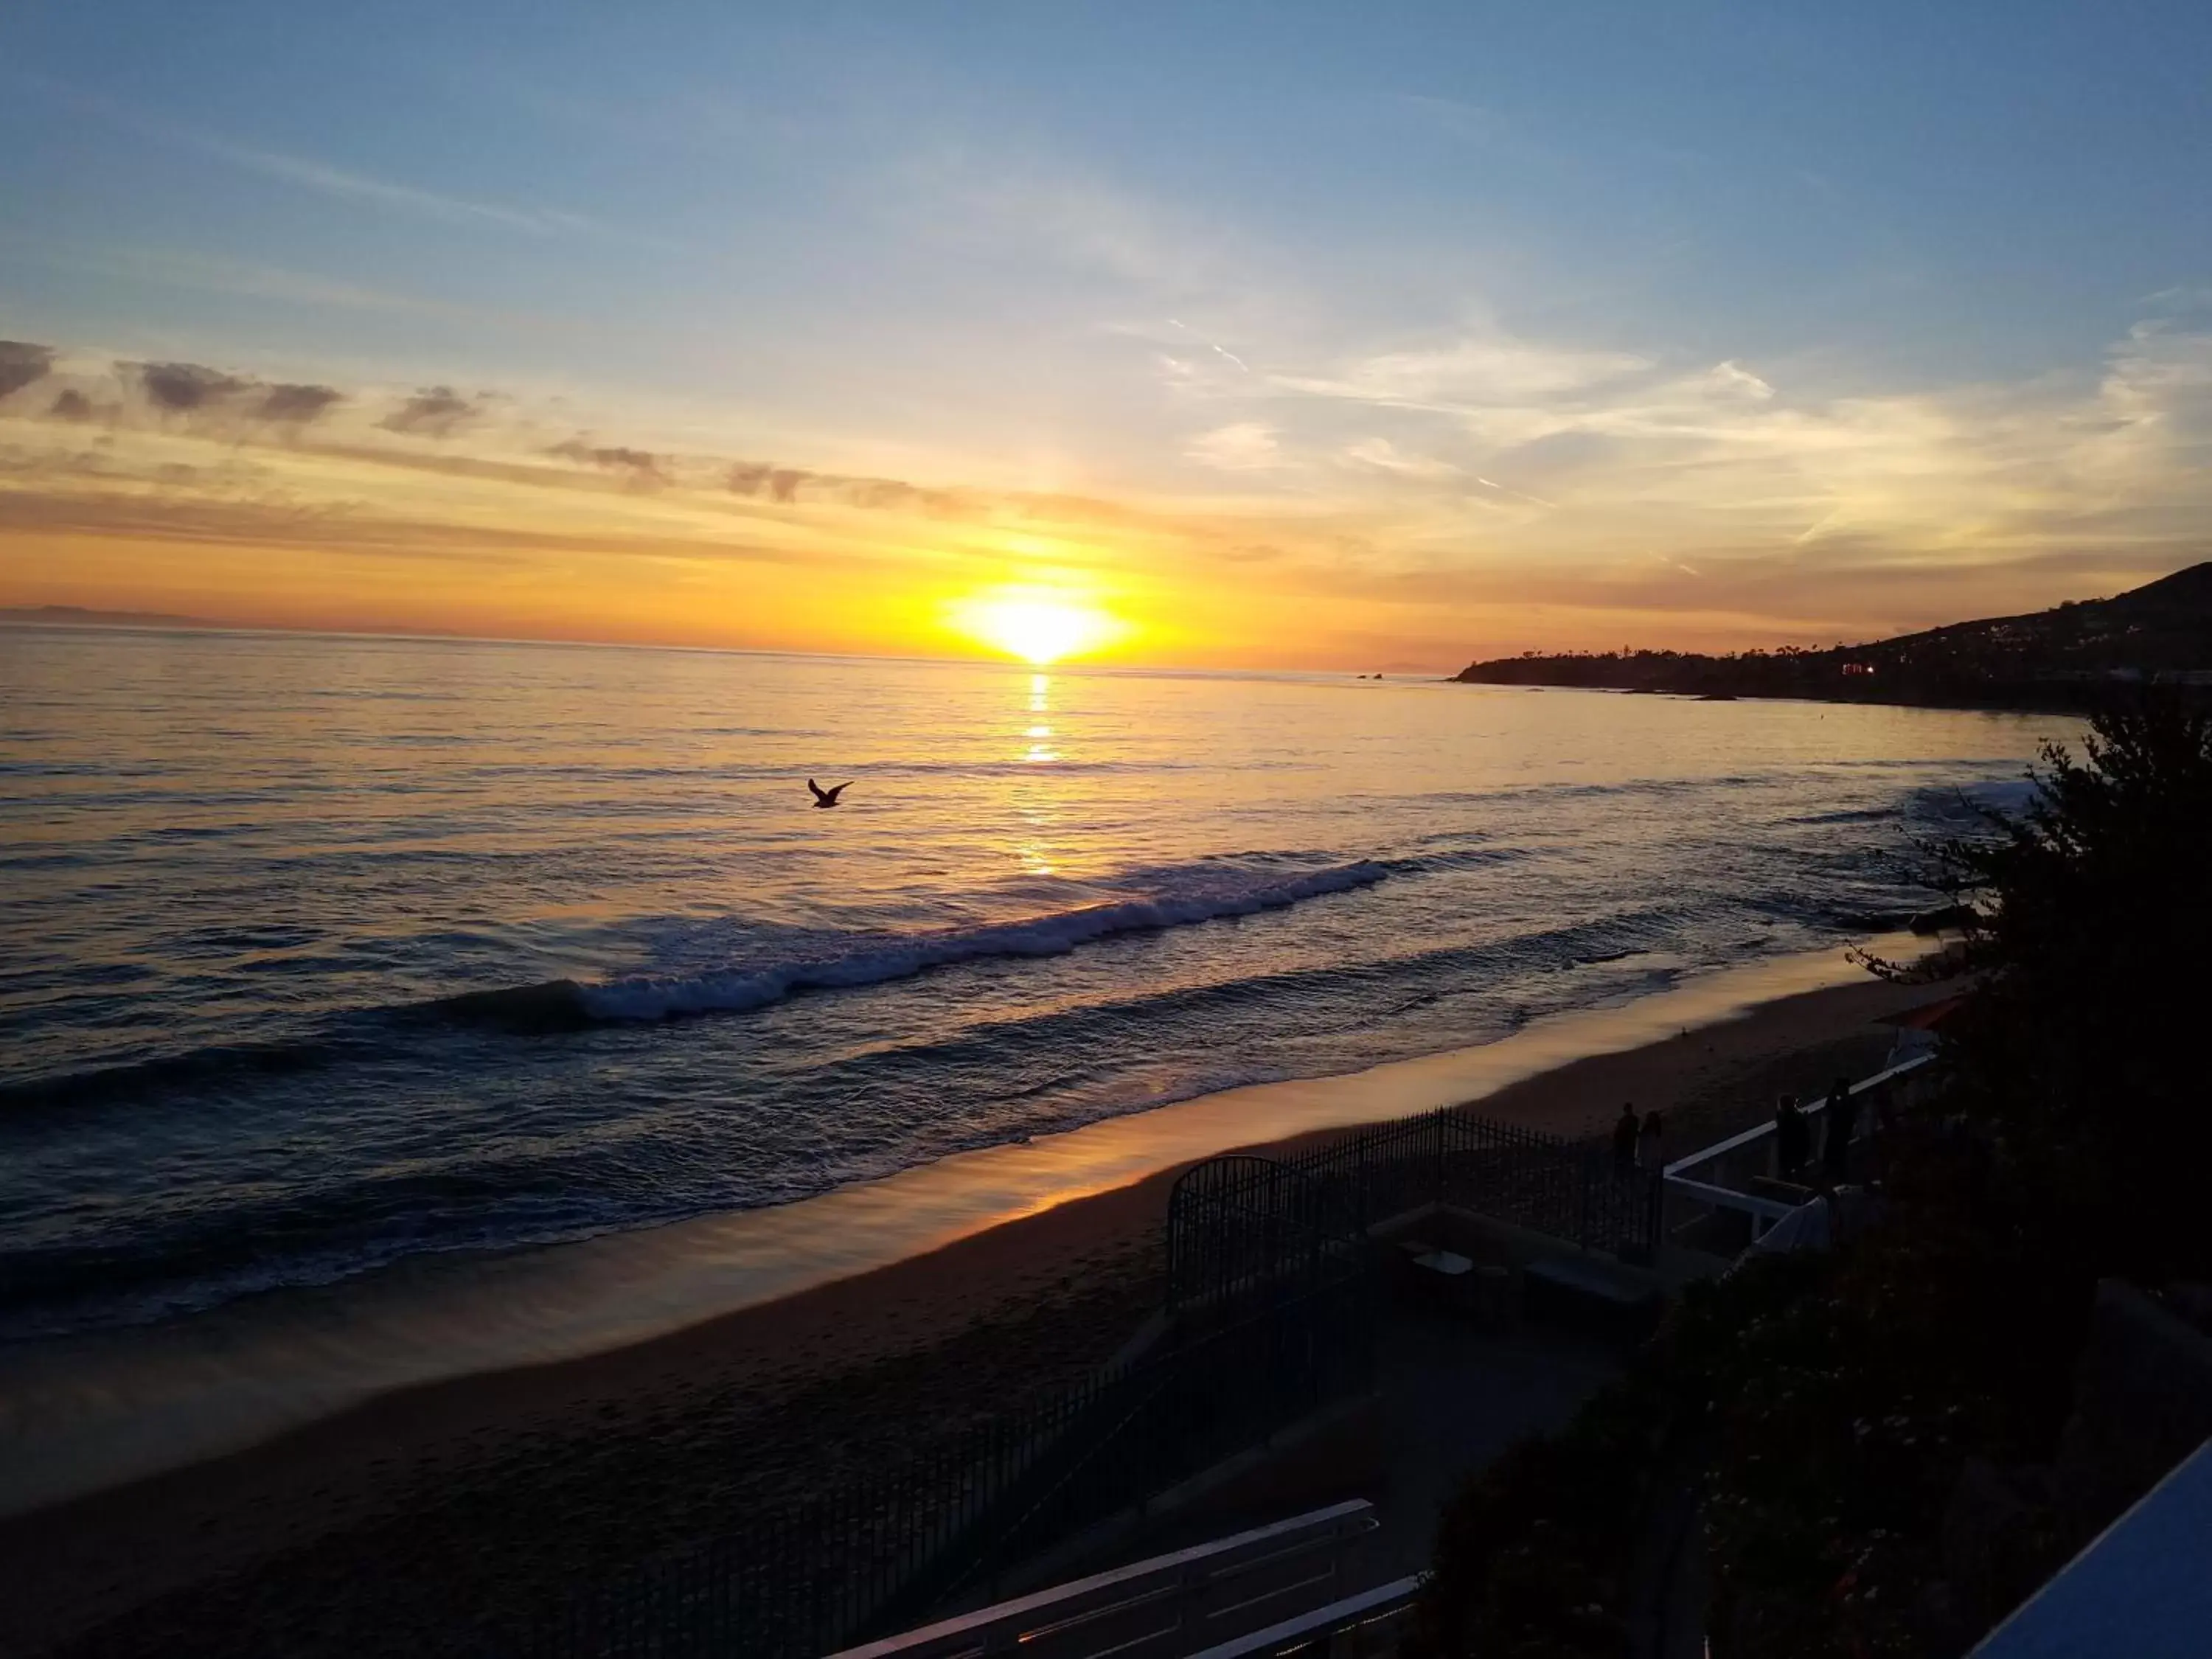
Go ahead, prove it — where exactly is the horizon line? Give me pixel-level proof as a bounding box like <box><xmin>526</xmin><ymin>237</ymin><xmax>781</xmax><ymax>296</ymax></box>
<box><xmin>0</xmin><ymin>610</ymin><xmax>1452</xmax><ymax>681</ymax></box>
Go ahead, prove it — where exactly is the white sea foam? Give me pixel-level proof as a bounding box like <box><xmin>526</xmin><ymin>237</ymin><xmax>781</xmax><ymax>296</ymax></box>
<box><xmin>578</xmin><ymin>861</ymin><xmax>1392</xmax><ymax>1020</ymax></box>
<box><xmin>5</xmin><ymin>631</ymin><xmax>2075</xmax><ymax>1369</ymax></box>
<box><xmin>0</xmin><ymin>935</ymin><xmax>1911</xmax><ymax>1520</ymax></box>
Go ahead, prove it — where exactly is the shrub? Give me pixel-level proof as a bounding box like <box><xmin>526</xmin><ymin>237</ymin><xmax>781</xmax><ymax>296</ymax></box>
<box><xmin>1414</xmin><ymin>698</ymin><xmax>2207</xmax><ymax>1655</ymax></box>
<box><xmin>1919</xmin><ymin>695</ymin><xmax>2212</xmax><ymax>1276</ymax></box>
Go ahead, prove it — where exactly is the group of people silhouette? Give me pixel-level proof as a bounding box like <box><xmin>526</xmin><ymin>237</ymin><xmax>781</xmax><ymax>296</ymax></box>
<box><xmin>1612</xmin><ymin>1074</ymin><xmax>1868</xmax><ymax>1187</ymax></box>
<box><xmin>1772</xmin><ymin>1076</ymin><xmax>1860</xmax><ymax>1183</ymax></box>
<box><xmin>1611</xmin><ymin>1103</ymin><xmax>1666</xmax><ymax>1175</ymax></box>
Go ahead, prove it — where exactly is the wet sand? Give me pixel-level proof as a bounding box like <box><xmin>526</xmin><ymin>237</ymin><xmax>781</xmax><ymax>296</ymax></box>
<box><xmin>1</xmin><ymin>959</ymin><xmax>1952</xmax><ymax>1655</ymax></box>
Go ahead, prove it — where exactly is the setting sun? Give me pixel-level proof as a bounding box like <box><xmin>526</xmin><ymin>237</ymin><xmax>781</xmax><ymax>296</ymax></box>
<box><xmin>950</xmin><ymin>589</ymin><xmax>1126</xmax><ymax>664</ymax></box>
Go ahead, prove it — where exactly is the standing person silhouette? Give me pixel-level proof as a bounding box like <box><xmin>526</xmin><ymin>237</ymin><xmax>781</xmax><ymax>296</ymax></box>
<box><xmin>1774</xmin><ymin>1093</ymin><xmax>1810</xmax><ymax>1182</ymax></box>
<box><xmin>1613</xmin><ymin>1102</ymin><xmax>1640</xmax><ymax>1175</ymax></box>
<box><xmin>1637</xmin><ymin>1108</ymin><xmax>1665</xmax><ymax>1173</ymax></box>
<box><xmin>1868</xmin><ymin>1081</ymin><xmax>1899</xmax><ymax>1178</ymax></box>
<box><xmin>1822</xmin><ymin>1075</ymin><xmax>1859</xmax><ymax>1178</ymax></box>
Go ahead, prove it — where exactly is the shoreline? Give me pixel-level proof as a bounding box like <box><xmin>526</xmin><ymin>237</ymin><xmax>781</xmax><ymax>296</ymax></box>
<box><xmin>1454</xmin><ymin>677</ymin><xmax>2112</xmax><ymax>717</ymax></box>
<box><xmin>0</xmin><ymin>944</ymin><xmax>1955</xmax><ymax>1652</ymax></box>
<box><xmin>0</xmin><ymin>935</ymin><xmax>1925</xmax><ymax>1523</ymax></box>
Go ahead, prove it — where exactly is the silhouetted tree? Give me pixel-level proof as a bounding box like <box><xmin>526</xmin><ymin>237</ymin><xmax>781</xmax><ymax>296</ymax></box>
<box><xmin>1927</xmin><ymin>695</ymin><xmax>2212</xmax><ymax>1275</ymax></box>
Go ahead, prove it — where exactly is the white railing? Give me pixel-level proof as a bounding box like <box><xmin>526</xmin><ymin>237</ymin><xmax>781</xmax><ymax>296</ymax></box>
<box><xmin>1660</xmin><ymin>1051</ymin><xmax>1938</xmax><ymax>1238</ymax></box>
<box><xmin>827</xmin><ymin>1499</ymin><xmax>1379</xmax><ymax>1659</ymax></box>
<box><xmin>1186</xmin><ymin>1574</ymin><xmax>1423</xmax><ymax>1658</ymax></box>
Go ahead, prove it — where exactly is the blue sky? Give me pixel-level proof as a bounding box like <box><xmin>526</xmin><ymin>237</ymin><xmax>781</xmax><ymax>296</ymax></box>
<box><xmin>2</xmin><ymin>1</ymin><xmax>2210</xmax><ymax>664</ymax></box>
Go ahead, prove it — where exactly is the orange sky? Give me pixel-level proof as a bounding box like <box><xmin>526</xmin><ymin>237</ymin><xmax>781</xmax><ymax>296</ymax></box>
<box><xmin>9</xmin><ymin>7</ymin><xmax>2212</xmax><ymax>671</ymax></box>
<box><xmin>3</xmin><ymin>334</ymin><xmax>2208</xmax><ymax>671</ymax></box>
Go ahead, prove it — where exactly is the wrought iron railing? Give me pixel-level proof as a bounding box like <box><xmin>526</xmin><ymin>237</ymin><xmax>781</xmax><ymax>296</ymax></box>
<box><xmin>521</xmin><ymin>1105</ymin><xmax>1648</xmax><ymax>1658</ymax></box>
<box><xmin>1167</xmin><ymin>1106</ymin><xmax>1662</xmax><ymax>1317</ymax></box>
<box><xmin>515</xmin><ymin>1276</ymin><xmax>1373</xmax><ymax>1659</ymax></box>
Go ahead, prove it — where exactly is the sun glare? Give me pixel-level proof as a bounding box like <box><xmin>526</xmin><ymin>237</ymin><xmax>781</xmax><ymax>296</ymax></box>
<box><xmin>952</xmin><ymin>590</ymin><xmax>1124</xmax><ymax>664</ymax></box>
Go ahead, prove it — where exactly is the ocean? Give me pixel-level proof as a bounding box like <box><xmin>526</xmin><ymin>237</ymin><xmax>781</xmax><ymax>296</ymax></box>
<box><xmin>0</xmin><ymin>625</ymin><xmax>2065</xmax><ymax>1347</ymax></box>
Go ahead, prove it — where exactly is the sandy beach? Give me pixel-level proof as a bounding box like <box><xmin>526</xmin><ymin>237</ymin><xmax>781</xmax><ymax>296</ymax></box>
<box><xmin>3</xmin><ymin>961</ymin><xmax>1952</xmax><ymax>1657</ymax></box>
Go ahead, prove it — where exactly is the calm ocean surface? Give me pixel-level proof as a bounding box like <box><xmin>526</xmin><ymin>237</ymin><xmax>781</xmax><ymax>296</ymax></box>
<box><xmin>0</xmin><ymin>627</ymin><xmax>2066</xmax><ymax>1340</ymax></box>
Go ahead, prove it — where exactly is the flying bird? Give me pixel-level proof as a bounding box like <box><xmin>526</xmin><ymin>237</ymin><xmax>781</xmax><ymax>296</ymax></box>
<box><xmin>807</xmin><ymin>778</ymin><xmax>852</xmax><ymax>809</ymax></box>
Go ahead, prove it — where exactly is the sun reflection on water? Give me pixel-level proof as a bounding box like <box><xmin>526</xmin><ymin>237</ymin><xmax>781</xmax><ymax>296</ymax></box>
<box><xmin>1009</xmin><ymin>673</ymin><xmax>1065</xmax><ymax>872</ymax></box>
<box><xmin>1021</xmin><ymin>672</ymin><xmax>1060</xmax><ymax>762</ymax></box>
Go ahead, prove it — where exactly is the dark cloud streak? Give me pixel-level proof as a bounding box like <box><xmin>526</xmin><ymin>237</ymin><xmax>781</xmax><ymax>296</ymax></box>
<box><xmin>378</xmin><ymin>386</ymin><xmax>484</xmax><ymax>437</ymax></box>
<box><xmin>117</xmin><ymin>361</ymin><xmax>343</xmax><ymax>424</ymax></box>
<box><xmin>132</xmin><ymin>362</ymin><xmax>251</xmax><ymax>411</ymax></box>
<box><xmin>258</xmin><ymin>383</ymin><xmax>344</xmax><ymax>423</ymax></box>
<box><xmin>0</xmin><ymin>483</ymin><xmax>909</xmax><ymax>577</ymax></box>
<box><xmin>725</xmin><ymin>458</ymin><xmax>976</xmax><ymax>517</ymax></box>
<box><xmin>11</xmin><ymin>342</ymin><xmax>1140</xmax><ymax>552</ymax></box>
<box><xmin>0</xmin><ymin>342</ymin><xmax>57</xmax><ymax>401</ymax></box>
<box><xmin>547</xmin><ymin>438</ymin><xmax>667</xmax><ymax>484</ymax></box>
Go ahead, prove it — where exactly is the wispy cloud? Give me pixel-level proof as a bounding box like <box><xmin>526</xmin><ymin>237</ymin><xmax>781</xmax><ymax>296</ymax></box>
<box><xmin>1344</xmin><ymin>437</ymin><xmax>1461</xmax><ymax>481</ymax></box>
<box><xmin>1389</xmin><ymin>93</ymin><xmax>1512</xmax><ymax>147</ymax></box>
<box><xmin>0</xmin><ymin>340</ymin><xmax>1158</xmax><ymax>553</ymax></box>
<box><xmin>1472</xmin><ymin>476</ymin><xmax>1557</xmax><ymax>508</ymax></box>
<box><xmin>546</xmin><ymin>437</ymin><xmax>668</xmax><ymax>487</ymax></box>
<box><xmin>21</xmin><ymin>72</ymin><xmax>594</xmax><ymax>238</ymax></box>
<box><xmin>892</xmin><ymin>143</ymin><xmax>1268</xmax><ymax>316</ymax></box>
<box><xmin>257</xmin><ymin>384</ymin><xmax>345</xmax><ymax>424</ymax></box>
<box><xmin>1166</xmin><ymin>319</ymin><xmax>1251</xmax><ymax>373</ymax></box>
<box><xmin>132</xmin><ymin>361</ymin><xmax>250</xmax><ymax>411</ymax></box>
<box><xmin>5</xmin><ymin>317</ymin><xmax>2211</xmax><ymax>663</ymax></box>
<box><xmin>1275</xmin><ymin>334</ymin><xmax>1652</xmax><ymax>412</ymax></box>
<box><xmin>1187</xmin><ymin>422</ymin><xmax>1281</xmax><ymax>471</ymax></box>
<box><xmin>187</xmin><ymin>131</ymin><xmax>591</xmax><ymax>236</ymax></box>
<box><xmin>0</xmin><ymin>343</ymin><xmax>55</xmax><ymax>402</ymax></box>
<box><xmin>380</xmin><ymin>386</ymin><xmax>490</xmax><ymax>438</ymax></box>
<box><xmin>37</xmin><ymin>246</ymin><xmax>503</xmax><ymax>320</ymax></box>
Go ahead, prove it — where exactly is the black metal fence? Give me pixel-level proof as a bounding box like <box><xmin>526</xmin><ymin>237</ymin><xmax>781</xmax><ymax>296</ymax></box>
<box><xmin>1161</xmin><ymin>1155</ymin><xmax>1365</xmax><ymax>1321</ymax></box>
<box><xmin>1168</xmin><ymin>1106</ymin><xmax>1661</xmax><ymax>1315</ymax></box>
<box><xmin>518</xmin><ymin>1105</ymin><xmax>1647</xmax><ymax>1659</ymax></box>
<box><xmin>515</xmin><ymin>1277</ymin><xmax>1373</xmax><ymax>1659</ymax></box>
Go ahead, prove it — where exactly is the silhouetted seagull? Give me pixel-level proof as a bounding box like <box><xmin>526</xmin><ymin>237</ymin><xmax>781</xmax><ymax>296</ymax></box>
<box><xmin>807</xmin><ymin>778</ymin><xmax>852</xmax><ymax>809</ymax></box>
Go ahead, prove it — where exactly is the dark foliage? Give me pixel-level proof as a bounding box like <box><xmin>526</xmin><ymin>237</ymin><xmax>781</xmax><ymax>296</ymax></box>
<box><xmin>1412</xmin><ymin>698</ymin><xmax>2208</xmax><ymax>1655</ymax></box>
<box><xmin>1921</xmin><ymin>695</ymin><xmax>2212</xmax><ymax>1277</ymax></box>
<box><xmin>1411</xmin><ymin>1141</ymin><xmax>2094</xmax><ymax>1658</ymax></box>
<box><xmin>1698</xmin><ymin>1133</ymin><xmax>2090</xmax><ymax>1658</ymax></box>
<box><xmin>1407</xmin><ymin>1365</ymin><xmax>1670</xmax><ymax>1658</ymax></box>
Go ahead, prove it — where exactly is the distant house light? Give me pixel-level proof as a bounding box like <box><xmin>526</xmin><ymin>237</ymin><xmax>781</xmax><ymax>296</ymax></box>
<box><xmin>1841</xmin><ymin>661</ymin><xmax>1877</xmax><ymax>677</ymax></box>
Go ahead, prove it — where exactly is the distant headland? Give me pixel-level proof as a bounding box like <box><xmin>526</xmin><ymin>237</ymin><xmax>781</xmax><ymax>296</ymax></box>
<box><xmin>0</xmin><ymin>604</ymin><xmax>229</xmax><ymax>631</ymax></box>
<box><xmin>1455</xmin><ymin>562</ymin><xmax>2212</xmax><ymax>710</ymax></box>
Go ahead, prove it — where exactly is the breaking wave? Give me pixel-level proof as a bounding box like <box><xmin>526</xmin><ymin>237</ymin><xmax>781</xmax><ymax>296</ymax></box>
<box><xmin>571</xmin><ymin>860</ymin><xmax>1391</xmax><ymax>1022</ymax></box>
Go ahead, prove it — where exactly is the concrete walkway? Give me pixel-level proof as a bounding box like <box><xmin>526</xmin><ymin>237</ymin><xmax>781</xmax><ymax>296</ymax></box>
<box><xmin>1364</xmin><ymin>1300</ymin><xmax>1623</xmax><ymax>1576</ymax></box>
<box><xmin>1016</xmin><ymin>1287</ymin><xmax>1626</xmax><ymax>1602</ymax></box>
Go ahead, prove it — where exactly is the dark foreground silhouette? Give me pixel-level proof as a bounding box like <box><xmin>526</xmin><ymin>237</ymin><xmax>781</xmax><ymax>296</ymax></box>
<box><xmin>1408</xmin><ymin>696</ymin><xmax>2212</xmax><ymax>1659</ymax></box>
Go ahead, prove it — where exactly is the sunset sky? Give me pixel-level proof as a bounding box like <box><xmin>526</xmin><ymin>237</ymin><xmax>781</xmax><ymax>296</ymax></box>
<box><xmin>3</xmin><ymin>1</ymin><xmax>2210</xmax><ymax>669</ymax></box>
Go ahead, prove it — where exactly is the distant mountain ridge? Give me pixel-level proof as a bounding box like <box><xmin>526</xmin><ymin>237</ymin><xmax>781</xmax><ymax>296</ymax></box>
<box><xmin>0</xmin><ymin>604</ymin><xmax>229</xmax><ymax>630</ymax></box>
<box><xmin>1455</xmin><ymin>563</ymin><xmax>2212</xmax><ymax>708</ymax></box>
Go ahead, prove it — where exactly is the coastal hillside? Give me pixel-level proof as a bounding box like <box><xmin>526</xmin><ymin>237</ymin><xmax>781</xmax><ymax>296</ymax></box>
<box><xmin>1455</xmin><ymin>562</ymin><xmax>2212</xmax><ymax>707</ymax></box>
<box><xmin>0</xmin><ymin>605</ymin><xmax>224</xmax><ymax>630</ymax></box>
